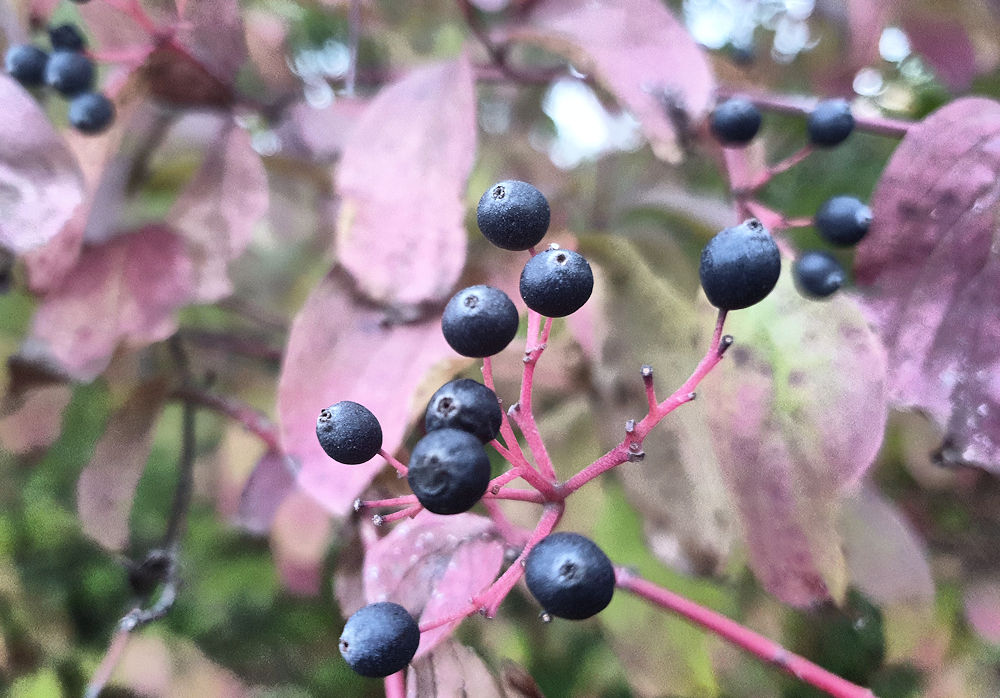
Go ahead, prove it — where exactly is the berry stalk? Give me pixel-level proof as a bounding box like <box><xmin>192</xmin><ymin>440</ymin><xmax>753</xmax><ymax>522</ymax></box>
<box><xmin>615</xmin><ymin>569</ymin><xmax>876</xmax><ymax>698</ymax></box>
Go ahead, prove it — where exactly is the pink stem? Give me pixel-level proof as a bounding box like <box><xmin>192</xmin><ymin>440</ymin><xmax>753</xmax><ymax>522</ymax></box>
<box><xmin>378</xmin><ymin>448</ymin><xmax>408</xmax><ymax>477</ymax></box>
<box><xmin>383</xmin><ymin>670</ymin><xmax>405</xmax><ymax>698</ymax></box>
<box><xmin>355</xmin><ymin>494</ymin><xmax>418</xmax><ymax>511</ymax></box>
<box><xmin>615</xmin><ymin>569</ymin><xmax>875</xmax><ymax>698</ymax></box>
<box><xmin>84</xmin><ymin>622</ymin><xmax>133</xmax><ymax>698</ymax></box>
<box><xmin>749</xmin><ymin>145</ymin><xmax>813</xmax><ymax>190</ymax></box>
<box><xmin>513</xmin><ymin>312</ymin><xmax>557</xmax><ymax>481</ymax></box>
<box><xmin>561</xmin><ymin>311</ymin><xmax>729</xmax><ymax>495</ymax></box>
<box><xmin>483</xmin><ymin>357</ymin><xmax>531</xmax><ymax>467</ymax></box>
<box><xmin>484</xmin><ymin>487</ymin><xmax>546</xmax><ymax>503</ymax></box>
<box><xmin>487</xmin><ymin>468</ymin><xmax>523</xmax><ymax>492</ymax></box>
<box><xmin>374</xmin><ymin>504</ymin><xmax>422</xmax><ymax>526</ymax></box>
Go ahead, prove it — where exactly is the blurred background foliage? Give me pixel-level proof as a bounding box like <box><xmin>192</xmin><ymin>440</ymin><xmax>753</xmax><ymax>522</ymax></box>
<box><xmin>3</xmin><ymin>0</ymin><xmax>1000</xmax><ymax>696</ymax></box>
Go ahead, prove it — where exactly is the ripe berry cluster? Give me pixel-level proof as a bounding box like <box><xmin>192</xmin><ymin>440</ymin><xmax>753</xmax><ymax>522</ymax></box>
<box><xmin>708</xmin><ymin>96</ymin><xmax>873</xmax><ymax>301</ymax></box>
<box><xmin>5</xmin><ymin>21</ymin><xmax>115</xmax><ymax>135</ymax></box>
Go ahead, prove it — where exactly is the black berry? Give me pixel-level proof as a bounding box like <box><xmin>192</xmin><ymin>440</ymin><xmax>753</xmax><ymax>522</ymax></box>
<box><xmin>48</xmin><ymin>24</ymin><xmax>87</xmax><ymax>52</ymax></box>
<box><xmin>441</xmin><ymin>285</ymin><xmax>519</xmax><ymax>358</ymax></box>
<box><xmin>699</xmin><ymin>218</ymin><xmax>781</xmax><ymax>310</ymax></box>
<box><xmin>339</xmin><ymin>602</ymin><xmax>420</xmax><ymax>678</ymax></box>
<box><xmin>709</xmin><ymin>97</ymin><xmax>762</xmax><ymax>146</ymax></box>
<box><xmin>524</xmin><ymin>532</ymin><xmax>615</xmax><ymax>620</ymax></box>
<box><xmin>477</xmin><ymin>180</ymin><xmax>550</xmax><ymax>251</ymax></box>
<box><xmin>316</xmin><ymin>401</ymin><xmax>383</xmax><ymax>465</ymax></box>
<box><xmin>407</xmin><ymin>428</ymin><xmax>490</xmax><ymax>515</ymax></box>
<box><xmin>793</xmin><ymin>251</ymin><xmax>845</xmax><ymax>299</ymax></box>
<box><xmin>5</xmin><ymin>44</ymin><xmax>48</xmax><ymax>88</ymax></box>
<box><xmin>807</xmin><ymin>99</ymin><xmax>854</xmax><ymax>147</ymax></box>
<box><xmin>424</xmin><ymin>378</ymin><xmax>502</xmax><ymax>444</ymax></box>
<box><xmin>519</xmin><ymin>248</ymin><xmax>594</xmax><ymax>318</ymax></box>
<box><xmin>69</xmin><ymin>92</ymin><xmax>115</xmax><ymax>134</ymax></box>
<box><xmin>45</xmin><ymin>50</ymin><xmax>95</xmax><ymax>97</ymax></box>
<box><xmin>814</xmin><ymin>195</ymin><xmax>871</xmax><ymax>247</ymax></box>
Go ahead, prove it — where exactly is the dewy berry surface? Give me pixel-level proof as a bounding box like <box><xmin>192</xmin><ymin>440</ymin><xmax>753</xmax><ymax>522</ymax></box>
<box><xmin>806</xmin><ymin>98</ymin><xmax>855</xmax><ymax>147</ymax></box>
<box><xmin>477</xmin><ymin>180</ymin><xmax>551</xmax><ymax>250</ymax></box>
<box><xmin>815</xmin><ymin>195</ymin><xmax>872</xmax><ymax>246</ymax></box>
<box><xmin>69</xmin><ymin>92</ymin><xmax>115</xmax><ymax>134</ymax></box>
<box><xmin>699</xmin><ymin>218</ymin><xmax>781</xmax><ymax>310</ymax></box>
<box><xmin>316</xmin><ymin>401</ymin><xmax>383</xmax><ymax>465</ymax></box>
<box><xmin>339</xmin><ymin>602</ymin><xmax>420</xmax><ymax>678</ymax></box>
<box><xmin>709</xmin><ymin>97</ymin><xmax>762</xmax><ymax>146</ymax></box>
<box><xmin>519</xmin><ymin>248</ymin><xmax>594</xmax><ymax>318</ymax></box>
<box><xmin>407</xmin><ymin>427</ymin><xmax>491</xmax><ymax>515</ymax></box>
<box><xmin>424</xmin><ymin>378</ymin><xmax>502</xmax><ymax>444</ymax></box>
<box><xmin>524</xmin><ymin>532</ymin><xmax>615</xmax><ymax>620</ymax></box>
<box><xmin>794</xmin><ymin>250</ymin><xmax>845</xmax><ymax>299</ymax></box>
<box><xmin>5</xmin><ymin>44</ymin><xmax>49</xmax><ymax>87</ymax></box>
<box><xmin>441</xmin><ymin>284</ymin><xmax>519</xmax><ymax>358</ymax></box>
<box><xmin>44</xmin><ymin>50</ymin><xmax>95</xmax><ymax>96</ymax></box>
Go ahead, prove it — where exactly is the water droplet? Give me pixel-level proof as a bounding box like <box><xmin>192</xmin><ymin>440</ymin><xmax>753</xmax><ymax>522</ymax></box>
<box><xmin>539</xmin><ymin>611</ymin><xmax>552</xmax><ymax>623</ymax></box>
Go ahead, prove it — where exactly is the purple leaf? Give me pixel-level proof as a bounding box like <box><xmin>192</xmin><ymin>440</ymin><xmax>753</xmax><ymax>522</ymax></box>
<box><xmin>174</xmin><ymin>0</ymin><xmax>247</xmax><ymax>87</ymax></box>
<box><xmin>839</xmin><ymin>484</ymin><xmax>934</xmax><ymax>604</ymax></box>
<box><xmin>76</xmin><ymin>379</ymin><xmax>169</xmax><ymax>551</ymax></box>
<box><xmin>235</xmin><ymin>450</ymin><xmax>296</xmax><ymax>536</ymax></box>
<box><xmin>405</xmin><ymin>640</ymin><xmax>505</xmax><ymax>698</ymax></box>
<box><xmin>364</xmin><ymin>512</ymin><xmax>505</xmax><ymax>657</ymax></box>
<box><xmin>276</xmin><ymin>270</ymin><xmax>456</xmax><ymax>517</ymax></box>
<box><xmin>856</xmin><ymin>97</ymin><xmax>1000</xmax><ymax>471</ymax></box>
<box><xmin>0</xmin><ymin>75</ymin><xmax>84</xmax><ymax>254</ymax></box>
<box><xmin>0</xmin><ymin>385</ymin><xmax>72</xmax><ymax>455</ymax></box>
<box><xmin>335</xmin><ymin>56</ymin><xmax>476</xmax><ymax>307</ymax></box>
<box><xmin>704</xmin><ymin>269</ymin><xmax>889</xmax><ymax>607</ymax></box>
<box><xmin>270</xmin><ymin>489</ymin><xmax>332</xmax><ymax>596</ymax></box>
<box><xmin>518</xmin><ymin>0</ymin><xmax>715</xmax><ymax>163</ymax></box>
<box><xmin>26</xmin><ymin>226</ymin><xmax>195</xmax><ymax>380</ymax></box>
<box><xmin>904</xmin><ymin>16</ymin><xmax>977</xmax><ymax>91</ymax></box>
<box><xmin>168</xmin><ymin>123</ymin><xmax>268</xmax><ymax>302</ymax></box>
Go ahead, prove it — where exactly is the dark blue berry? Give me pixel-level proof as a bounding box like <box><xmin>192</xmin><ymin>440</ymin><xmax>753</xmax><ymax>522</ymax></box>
<box><xmin>316</xmin><ymin>401</ymin><xmax>382</xmax><ymax>465</ymax></box>
<box><xmin>524</xmin><ymin>532</ymin><xmax>615</xmax><ymax>620</ymax></box>
<box><xmin>441</xmin><ymin>285</ymin><xmax>519</xmax><ymax>358</ymax></box>
<box><xmin>519</xmin><ymin>248</ymin><xmax>594</xmax><ymax>318</ymax></box>
<box><xmin>5</xmin><ymin>44</ymin><xmax>48</xmax><ymax>88</ymax></box>
<box><xmin>699</xmin><ymin>218</ymin><xmax>781</xmax><ymax>310</ymax></box>
<box><xmin>424</xmin><ymin>379</ymin><xmax>502</xmax><ymax>444</ymax></box>
<box><xmin>68</xmin><ymin>92</ymin><xmax>115</xmax><ymax>134</ymax></box>
<box><xmin>339</xmin><ymin>602</ymin><xmax>420</xmax><ymax>678</ymax></box>
<box><xmin>807</xmin><ymin>99</ymin><xmax>854</xmax><ymax>147</ymax></box>
<box><xmin>814</xmin><ymin>195</ymin><xmax>871</xmax><ymax>247</ymax></box>
<box><xmin>48</xmin><ymin>24</ymin><xmax>87</xmax><ymax>52</ymax></box>
<box><xmin>45</xmin><ymin>50</ymin><xmax>94</xmax><ymax>97</ymax></box>
<box><xmin>794</xmin><ymin>251</ymin><xmax>845</xmax><ymax>299</ymax></box>
<box><xmin>477</xmin><ymin>180</ymin><xmax>550</xmax><ymax>251</ymax></box>
<box><xmin>407</xmin><ymin>428</ymin><xmax>490</xmax><ymax>515</ymax></box>
<box><xmin>709</xmin><ymin>97</ymin><xmax>762</xmax><ymax>146</ymax></box>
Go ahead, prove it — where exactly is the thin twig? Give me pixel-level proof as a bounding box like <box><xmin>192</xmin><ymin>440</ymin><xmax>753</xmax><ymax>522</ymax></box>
<box><xmin>346</xmin><ymin>0</ymin><xmax>361</xmax><ymax>96</ymax></box>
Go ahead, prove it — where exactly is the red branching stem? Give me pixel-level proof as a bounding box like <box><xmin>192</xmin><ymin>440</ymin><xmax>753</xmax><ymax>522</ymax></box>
<box><xmin>383</xmin><ymin>670</ymin><xmax>405</xmax><ymax>698</ymax></box>
<box><xmin>88</xmin><ymin>45</ymin><xmax>156</xmax><ymax>65</ymax></box>
<box><xmin>484</xmin><ymin>487</ymin><xmax>546</xmax><ymax>504</ymax></box>
<box><xmin>716</xmin><ymin>87</ymin><xmax>912</xmax><ymax>139</ymax></box>
<box><xmin>356</xmin><ymin>495</ymin><xmax>418</xmax><ymax>511</ymax></box>
<box><xmin>615</xmin><ymin>569</ymin><xmax>876</xmax><ymax>698</ymax></box>
<box><xmin>483</xmin><ymin>357</ymin><xmax>530</xmax><ymax>467</ymax></box>
<box><xmin>378</xmin><ymin>449</ymin><xmax>408</xmax><ymax>477</ymax></box>
<box><xmin>488</xmin><ymin>468</ymin><xmax>523</xmax><ymax>492</ymax></box>
<box><xmin>374</xmin><ymin>505</ymin><xmax>422</xmax><ymax>526</ymax></box>
<box><xmin>514</xmin><ymin>312</ymin><xmax>557</xmax><ymax>481</ymax></box>
<box><xmin>560</xmin><ymin>311</ymin><xmax>729</xmax><ymax>495</ymax></box>
<box><xmin>482</xmin><ymin>499</ymin><xmax>530</xmax><ymax>546</ymax></box>
<box><xmin>85</xmin><ymin>624</ymin><xmax>132</xmax><ymax>698</ymax></box>
<box><xmin>641</xmin><ymin>365</ymin><xmax>656</xmax><ymax>411</ymax></box>
<box><xmin>750</xmin><ymin>145</ymin><xmax>813</xmax><ymax>190</ymax></box>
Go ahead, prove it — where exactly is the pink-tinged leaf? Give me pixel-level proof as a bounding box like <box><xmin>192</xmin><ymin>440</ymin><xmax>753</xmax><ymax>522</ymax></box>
<box><xmin>26</xmin><ymin>226</ymin><xmax>195</xmax><ymax>380</ymax></box>
<box><xmin>904</xmin><ymin>17</ymin><xmax>977</xmax><ymax>91</ymax></box>
<box><xmin>235</xmin><ymin>450</ymin><xmax>296</xmax><ymax>535</ymax></box>
<box><xmin>364</xmin><ymin>512</ymin><xmax>504</xmax><ymax>656</ymax></box>
<box><xmin>270</xmin><ymin>489</ymin><xmax>332</xmax><ymax>596</ymax></box>
<box><xmin>0</xmin><ymin>385</ymin><xmax>72</xmax><ymax>455</ymax></box>
<box><xmin>168</xmin><ymin>123</ymin><xmax>268</xmax><ymax>302</ymax></box>
<box><xmin>517</xmin><ymin>0</ymin><xmax>714</xmax><ymax>163</ymax></box>
<box><xmin>704</xmin><ymin>269</ymin><xmax>888</xmax><ymax>607</ymax></box>
<box><xmin>839</xmin><ymin>485</ymin><xmax>934</xmax><ymax>605</ymax></box>
<box><xmin>405</xmin><ymin>640</ymin><xmax>505</xmax><ymax>698</ymax></box>
<box><xmin>335</xmin><ymin>56</ymin><xmax>476</xmax><ymax>307</ymax></box>
<box><xmin>285</xmin><ymin>97</ymin><xmax>368</xmax><ymax>163</ymax></box>
<box><xmin>277</xmin><ymin>270</ymin><xmax>455</xmax><ymax>517</ymax></box>
<box><xmin>846</xmin><ymin>0</ymin><xmax>900</xmax><ymax>68</ymax></box>
<box><xmin>0</xmin><ymin>75</ymin><xmax>84</xmax><ymax>254</ymax></box>
<box><xmin>964</xmin><ymin>580</ymin><xmax>1000</xmax><ymax>645</ymax></box>
<box><xmin>174</xmin><ymin>0</ymin><xmax>247</xmax><ymax>86</ymax></box>
<box><xmin>856</xmin><ymin>97</ymin><xmax>1000</xmax><ymax>471</ymax></box>
<box><xmin>76</xmin><ymin>379</ymin><xmax>169</xmax><ymax>551</ymax></box>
